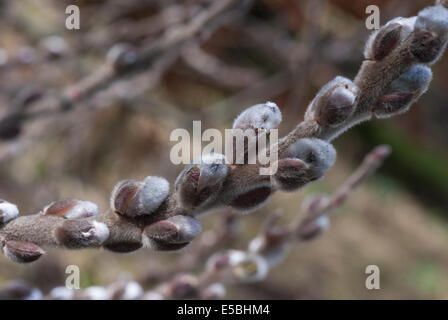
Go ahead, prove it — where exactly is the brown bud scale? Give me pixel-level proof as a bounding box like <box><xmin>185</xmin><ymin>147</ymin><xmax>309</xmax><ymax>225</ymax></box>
<box><xmin>3</xmin><ymin>241</ymin><xmax>44</xmax><ymax>263</ymax></box>
<box><xmin>230</xmin><ymin>187</ymin><xmax>272</xmax><ymax>211</ymax></box>
<box><xmin>373</xmin><ymin>23</ymin><xmax>403</xmax><ymax>61</ymax></box>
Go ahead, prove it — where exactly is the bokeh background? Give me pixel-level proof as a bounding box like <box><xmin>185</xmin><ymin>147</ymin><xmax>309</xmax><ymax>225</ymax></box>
<box><xmin>1</xmin><ymin>0</ymin><xmax>448</xmax><ymax>299</ymax></box>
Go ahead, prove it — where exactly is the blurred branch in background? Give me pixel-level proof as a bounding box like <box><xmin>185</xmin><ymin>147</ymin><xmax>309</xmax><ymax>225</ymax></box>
<box><xmin>0</xmin><ymin>0</ymin><xmax>251</xmax><ymax>157</ymax></box>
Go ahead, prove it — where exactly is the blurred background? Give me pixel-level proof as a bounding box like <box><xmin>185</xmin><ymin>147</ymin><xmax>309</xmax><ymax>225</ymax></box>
<box><xmin>0</xmin><ymin>0</ymin><xmax>448</xmax><ymax>299</ymax></box>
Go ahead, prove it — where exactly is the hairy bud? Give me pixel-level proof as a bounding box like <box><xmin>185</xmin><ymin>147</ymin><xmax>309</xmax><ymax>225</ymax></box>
<box><xmin>286</xmin><ymin>138</ymin><xmax>336</xmax><ymax>181</ymax></box>
<box><xmin>144</xmin><ymin>215</ymin><xmax>201</xmax><ymax>251</ymax></box>
<box><xmin>2</xmin><ymin>240</ymin><xmax>45</xmax><ymax>264</ymax></box>
<box><xmin>411</xmin><ymin>5</ymin><xmax>448</xmax><ymax>64</ymax></box>
<box><xmin>306</xmin><ymin>77</ymin><xmax>358</xmax><ymax>128</ymax></box>
<box><xmin>233</xmin><ymin>101</ymin><xmax>282</xmax><ymax>132</ymax></box>
<box><xmin>297</xmin><ymin>215</ymin><xmax>330</xmax><ymax>241</ymax></box>
<box><xmin>271</xmin><ymin>158</ymin><xmax>309</xmax><ymax>192</ymax></box>
<box><xmin>176</xmin><ymin>153</ymin><xmax>229</xmax><ymax>209</ymax></box>
<box><xmin>111</xmin><ymin>176</ymin><xmax>169</xmax><ymax>218</ymax></box>
<box><xmin>364</xmin><ymin>17</ymin><xmax>416</xmax><ymax>61</ymax></box>
<box><xmin>231</xmin><ymin>102</ymin><xmax>281</xmax><ymax>165</ymax></box>
<box><xmin>55</xmin><ymin>220</ymin><xmax>109</xmax><ymax>249</ymax></box>
<box><xmin>42</xmin><ymin>199</ymin><xmax>98</xmax><ymax>219</ymax></box>
<box><xmin>197</xmin><ymin>153</ymin><xmax>230</xmax><ymax>189</ymax></box>
<box><xmin>373</xmin><ymin>64</ymin><xmax>432</xmax><ymax>118</ymax></box>
<box><xmin>369</xmin><ymin>23</ymin><xmax>403</xmax><ymax>61</ymax></box>
<box><xmin>0</xmin><ymin>200</ymin><xmax>19</xmax><ymax>224</ymax></box>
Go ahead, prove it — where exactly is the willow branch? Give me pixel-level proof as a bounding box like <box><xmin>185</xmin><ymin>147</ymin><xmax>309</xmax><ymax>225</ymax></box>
<box><xmin>1</xmin><ymin>2</ymin><xmax>447</xmax><ymax>264</ymax></box>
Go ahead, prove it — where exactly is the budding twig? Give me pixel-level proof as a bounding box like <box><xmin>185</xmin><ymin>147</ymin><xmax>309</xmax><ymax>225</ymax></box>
<box><xmin>1</xmin><ymin>2</ymin><xmax>447</xmax><ymax>264</ymax></box>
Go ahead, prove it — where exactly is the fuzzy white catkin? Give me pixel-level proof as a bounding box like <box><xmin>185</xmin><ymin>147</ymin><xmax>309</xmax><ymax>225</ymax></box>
<box><xmin>364</xmin><ymin>30</ymin><xmax>379</xmax><ymax>60</ymax></box>
<box><xmin>374</xmin><ymin>64</ymin><xmax>433</xmax><ymax>119</ymax></box>
<box><xmin>64</xmin><ymin>200</ymin><xmax>98</xmax><ymax>219</ymax></box>
<box><xmin>233</xmin><ymin>101</ymin><xmax>282</xmax><ymax>131</ymax></box>
<box><xmin>416</xmin><ymin>6</ymin><xmax>448</xmax><ymax>37</ymax></box>
<box><xmin>364</xmin><ymin>16</ymin><xmax>417</xmax><ymax>60</ymax></box>
<box><xmin>305</xmin><ymin>76</ymin><xmax>358</xmax><ymax>127</ymax></box>
<box><xmin>315</xmin><ymin>77</ymin><xmax>357</xmax><ymax>100</ymax></box>
<box><xmin>165</xmin><ymin>215</ymin><xmax>202</xmax><ymax>242</ymax></box>
<box><xmin>287</xmin><ymin>138</ymin><xmax>336</xmax><ymax>179</ymax></box>
<box><xmin>141</xmin><ymin>176</ymin><xmax>170</xmax><ymax>213</ymax></box>
<box><xmin>332</xmin><ymin>86</ymin><xmax>357</xmax><ymax>106</ymax></box>
<box><xmin>391</xmin><ymin>64</ymin><xmax>433</xmax><ymax>93</ymax></box>
<box><xmin>0</xmin><ymin>200</ymin><xmax>19</xmax><ymax>223</ymax></box>
<box><xmin>414</xmin><ymin>5</ymin><xmax>448</xmax><ymax>64</ymax></box>
<box><xmin>389</xmin><ymin>16</ymin><xmax>417</xmax><ymax>31</ymax></box>
<box><xmin>197</xmin><ymin>153</ymin><xmax>229</xmax><ymax>190</ymax></box>
<box><xmin>89</xmin><ymin>221</ymin><xmax>110</xmax><ymax>244</ymax></box>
